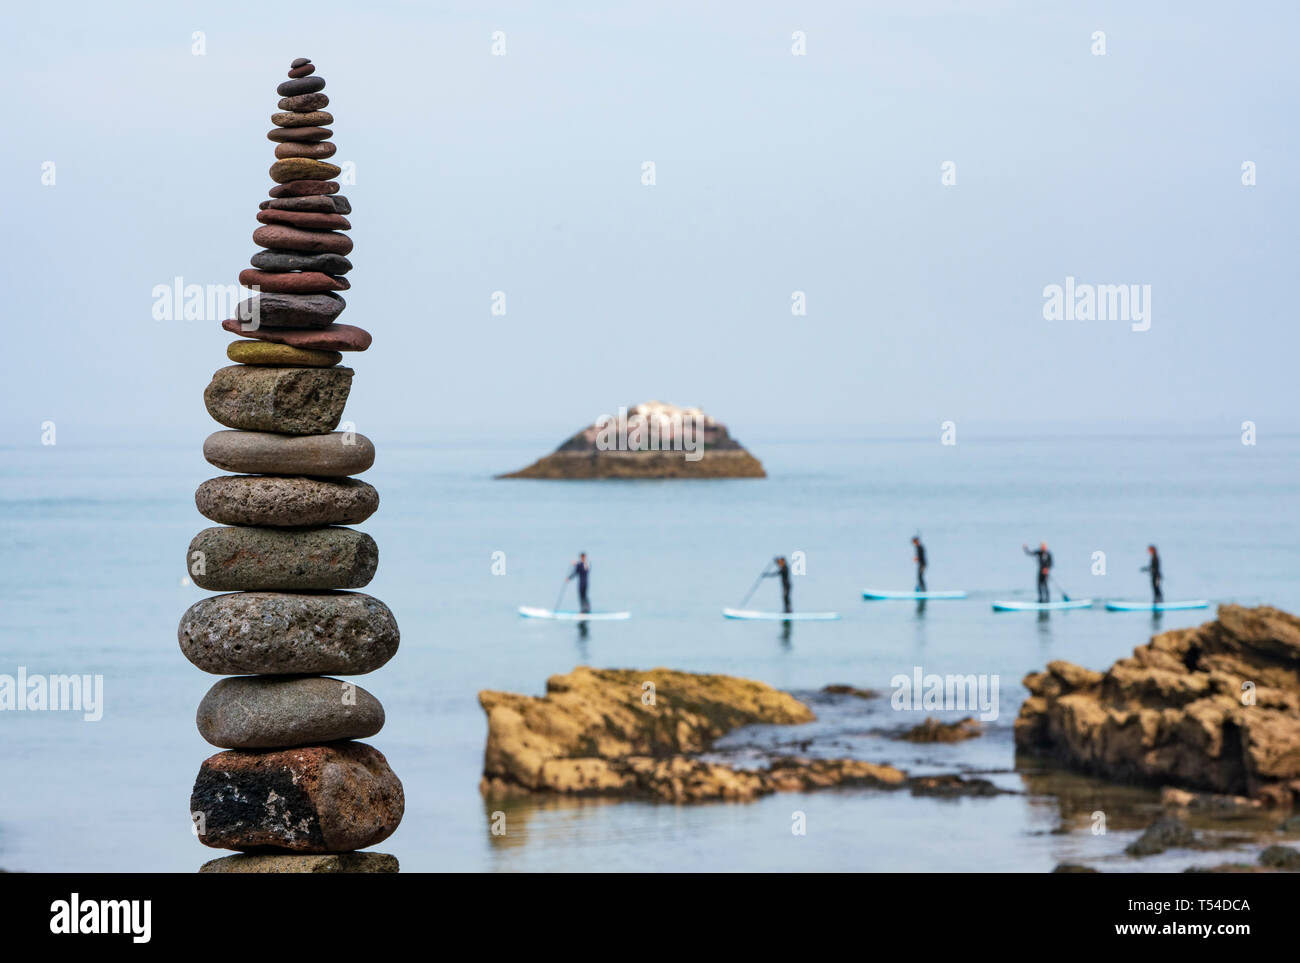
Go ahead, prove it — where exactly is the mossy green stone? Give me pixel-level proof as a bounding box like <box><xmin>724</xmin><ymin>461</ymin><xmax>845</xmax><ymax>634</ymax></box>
<box><xmin>227</xmin><ymin>340</ymin><xmax>341</xmax><ymax>367</ymax></box>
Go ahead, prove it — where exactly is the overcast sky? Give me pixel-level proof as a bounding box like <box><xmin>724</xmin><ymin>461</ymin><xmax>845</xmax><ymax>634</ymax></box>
<box><xmin>2</xmin><ymin>1</ymin><xmax>1296</xmax><ymax>444</ymax></box>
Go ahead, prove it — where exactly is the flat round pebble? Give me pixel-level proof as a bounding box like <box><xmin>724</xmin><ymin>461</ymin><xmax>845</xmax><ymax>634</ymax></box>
<box><xmin>227</xmin><ymin>339</ymin><xmax>342</xmax><ymax>366</ymax></box>
<box><xmin>203</xmin><ymin>428</ymin><xmax>375</xmax><ymax>474</ymax></box>
<box><xmin>197</xmin><ymin>676</ymin><xmax>384</xmax><ymax>749</ymax></box>
<box><xmin>267</xmin><ymin>126</ymin><xmax>333</xmax><ymax>143</ymax></box>
<box><xmin>277</xmin><ymin>75</ymin><xmax>326</xmax><ymax>96</ymax></box>
<box><xmin>195</xmin><ymin>474</ymin><xmax>377</xmax><ymax>526</ymax></box>
<box><xmin>274</xmin><ymin>141</ymin><xmax>336</xmax><ymax>160</ymax></box>
<box><xmin>221</xmin><ymin>319</ymin><xmax>371</xmax><ymax>352</ymax></box>
<box><xmin>249</xmin><ymin>250</ymin><xmax>352</xmax><ymax>274</ymax></box>
<box><xmin>278</xmin><ymin>92</ymin><xmax>328</xmax><ymax>112</ymax></box>
<box><xmin>268</xmin><ymin>179</ymin><xmax>338</xmax><ymax>197</ymax></box>
<box><xmin>253</xmin><ymin>225</ymin><xmax>353</xmax><ymax>256</ymax></box>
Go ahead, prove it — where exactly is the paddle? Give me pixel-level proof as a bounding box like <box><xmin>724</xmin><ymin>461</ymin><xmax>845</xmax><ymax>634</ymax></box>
<box><xmin>552</xmin><ymin>575</ymin><xmax>570</xmax><ymax>613</ymax></box>
<box><xmin>737</xmin><ymin>567</ymin><xmax>774</xmax><ymax>608</ymax></box>
<box><xmin>1050</xmin><ymin>577</ymin><xmax>1072</xmax><ymax>603</ymax></box>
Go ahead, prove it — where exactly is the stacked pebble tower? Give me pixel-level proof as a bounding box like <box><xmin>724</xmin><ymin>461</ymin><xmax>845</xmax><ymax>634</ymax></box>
<box><xmin>179</xmin><ymin>58</ymin><xmax>403</xmax><ymax>874</ymax></box>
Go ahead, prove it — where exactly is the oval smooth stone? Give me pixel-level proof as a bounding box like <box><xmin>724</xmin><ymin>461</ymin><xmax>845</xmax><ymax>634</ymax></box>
<box><xmin>178</xmin><ymin>590</ymin><xmax>399</xmax><ymax>675</ymax></box>
<box><xmin>195</xmin><ymin>475</ymin><xmax>378</xmax><ymax>527</ymax></box>
<box><xmin>287</xmin><ymin>63</ymin><xmax>316</xmax><ymax>79</ymax></box>
<box><xmin>220</xmin><ymin>319</ymin><xmax>371</xmax><ymax>352</ymax></box>
<box><xmin>186</xmin><ymin>525</ymin><xmax>377</xmax><ymax>591</ymax></box>
<box><xmin>255</xmin><ymin>208</ymin><xmax>350</xmax><ymax>230</ymax></box>
<box><xmin>267</xmin><ymin>126</ymin><xmax>333</xmax><ymax>144</ymax></box>
<box><xmin>236</xmin><ymin>291</ymin><xmax>345</xmax><ymax>328</ymax></box>
<box><xmin>199</xmin><ymin>852</ymin><xmax>398</xmax><ymax>874</ymax></box>
<box><xmin>278</xmin><ymin>92</ymin><xmax>328</xmax><ymax>111</ymax></box>
<box><xmin>269</xmin><ymin>159</ymin><xmax>342</xmax><ymax>184</ymax></box>
<box><xmin>272</xmin><ymin>110</ymin><xmax>332</xmax><ymax>127</ymax></box>
<box><xmin>277</xmin><ymin>75</ymin><xmax>326</xmax><ymax>96</ymax></box>
<box><xmin>253</xmin><ymin>225</ymin><xmax>353</xmax><ymax>256</ymax></box>
<box><xmin>274</xmin><ymin>141</ymin><xmax>336</xmax><ymax>160</ymax></box>
<box><xmin>290</xmin><ymin>57</ymin><xmax>311</xmax><ymax>68</ymax></box>
<box><xmin>191</xmin><ymin>742</ymin><xmax>404</xmax><ymax>853</ymax></box>
<box><xmin>238</xmin><ymin>269</ymin><xmax>348</xmax><ymax>294</ymax></box>
<box><xmin>203</xmin><ymin>364</ymin><xmax>354</xmax><ymax>434</ymax></box>
<box><xmin>226</xmin><ymin>340</ymin><xmax>342</xmax><ymax>367</ymax></box>
<box><xmin>268</xmin><ymin>179</ymin><xmax>339</xmax><ymax>197</ymax></box>
<box><xmin>203</xmin><ymin>429</ymin><xmax>375</xmax><ymax>475</ymax></box>
<box><xmin>197</xmin><ymin>676</ymin><xmax>384</xmax><ymax>749</ymax></box>
<box><xmin>259</xmin><ymin>194</ymin><xmax>337</xmax><ymax>212</ymax></box>
<box><xmin>249</xmin><ymin>250</ymin><xmax>351</xmax><ymax>274</ymax></box>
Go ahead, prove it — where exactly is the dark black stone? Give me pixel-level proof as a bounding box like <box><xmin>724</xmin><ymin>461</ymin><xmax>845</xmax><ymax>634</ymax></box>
<box><xmin>249</xmin><ymin>251</ymin><xmax>353</xmax><ymax>275</ymax></box>
<box><xmin>190</xmin><ymin>763</ymin><xmax>325</xmax><ymax>851</ymax></box>
<box><xmin>236</xmin><ymin>292</ymin><xmax>345</xmax><ymax>329</ymax></box>
<box><xmin>277</xmin><ymin>76</ymin><xmax>325</xmax><ymax>96</ymax></box>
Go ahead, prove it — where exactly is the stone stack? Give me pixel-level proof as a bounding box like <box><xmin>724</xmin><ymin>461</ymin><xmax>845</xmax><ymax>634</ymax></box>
<box><xmin>180</xmin><ymin>58</ymin><xmax>402</xmax><ymax>874</ymax></box>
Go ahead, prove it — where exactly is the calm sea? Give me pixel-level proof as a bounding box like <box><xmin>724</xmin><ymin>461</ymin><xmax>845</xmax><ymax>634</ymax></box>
<box><xmin>2</xmin><ymin>427</ymin><xmax>1298</xmax><ymax>871</ymax></box>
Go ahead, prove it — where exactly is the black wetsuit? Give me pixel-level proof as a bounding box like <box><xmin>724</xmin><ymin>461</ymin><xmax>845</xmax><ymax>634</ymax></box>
<box><xmin>1142</xmin><ymin>552</ymin><xmax>1163</xmax><ymax>604</ymax></box>
<box><xmin>1025</xmin><ymin>547</ymin><xmax>1052</xmax><ymax>603</ymax></box>
<box><xmin>914</xmin><ymin>543</ymin><xmax>927</xmax><ymax>592</ymax></box>
<box><xmin>764</xmin><ymin>566</ymin><xmax>792</xmax><ymax>613</ymax></box>
<box><xmin>570</xmin><ymin>560</ymin><xmax>591</xmax><ymax>612</ymax></box>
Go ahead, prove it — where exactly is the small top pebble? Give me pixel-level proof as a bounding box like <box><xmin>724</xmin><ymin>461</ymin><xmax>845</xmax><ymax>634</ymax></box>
<box><xmin>291</xmin><ymin>57</ymin><xmax>311</xmax><ymax>68</ymax></box>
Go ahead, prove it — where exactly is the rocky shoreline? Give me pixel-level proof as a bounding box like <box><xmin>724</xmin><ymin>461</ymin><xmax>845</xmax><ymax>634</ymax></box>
<box><xmin>1015</xmin><ymin>604</ymin><xmax>1300</xmax><ymax>806</ymax></box>
<box><xmin>478</xmin><ymin>667</ymin><xmax>1006</xmax><ymax>803</ymax></box>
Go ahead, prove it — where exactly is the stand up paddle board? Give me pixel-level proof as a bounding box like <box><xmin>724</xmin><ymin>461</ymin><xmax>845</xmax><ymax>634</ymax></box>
<box><xmin>1104</xmin><ymin>600</ymin><xmax>1208</xmax><ymax>612</ymax></box>
<box><xmin>722</xmin><ymin>608</ymin><xmax>840</xmax><ymax>621</ymax></box>
<box><xmin>862</xmin><ymin>589</ymin><xmax>967</xmax><ymax>600</ymax></box>
<box><xmin>518</xmin><ymin>606</ymin><xmax>630</xmax><ymax>621</ymax></box>
<box><xmin>991</xmin><ymin>599</ymin><xmax>1093</xmax><ymax>612</ymax></box>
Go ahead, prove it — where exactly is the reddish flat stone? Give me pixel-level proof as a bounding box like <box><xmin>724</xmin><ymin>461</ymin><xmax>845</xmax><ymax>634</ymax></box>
<box><xmin>256</xmin><ymin>208</ymin><xmax>350</xmax><ymax>231</ymax></box>
<box><xmin>238</xmin><ymin>269</ymin><xmax>349</xmax><ymax>293</ymax></box>
<box><xmin>288</xmin><ymin>63</ymin><xmax>316</xmax><ymax>78</ymax></box>
<box><xmin>222</xmin><ymin>318</ymin><xmax>372</xmax><ymax>351</ymax></box>
<box><xmin>253</xmin><ymin>224</ymin><xmax>353</xmax><ymax>256</ymax></box>
<box><xmin>269</xmin><ymin>179</ymin><xmax>339</xmax><ymax>198</ymax></box>
<box><xmin>259</xmin><ymin>194</ymin><xmax>337</xmax><ymax>213</ymax></box>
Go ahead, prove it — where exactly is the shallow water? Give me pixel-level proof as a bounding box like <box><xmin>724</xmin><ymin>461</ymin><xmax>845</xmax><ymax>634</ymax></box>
<box><xmin>1</xmin><ymin>428</ymin><xmax>1297</xmax><ymax>871</ymax></box>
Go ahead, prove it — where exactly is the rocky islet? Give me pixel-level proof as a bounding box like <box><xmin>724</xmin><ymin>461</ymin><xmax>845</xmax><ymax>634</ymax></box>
<box><xmin>181</xmin><ymin>58</ymin><xmax>400</xmax><ymax>872</ymax></box>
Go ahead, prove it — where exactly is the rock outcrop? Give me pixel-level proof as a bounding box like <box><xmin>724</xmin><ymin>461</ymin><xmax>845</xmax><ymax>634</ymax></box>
<box><xmin>180</xmin><ymin>58</ymin><xmax>400</xmax><ymax>873</ymax></box>
<box><xmin>1015</xmin><ymin>605</ymin><xmax>1300</xmax><ymax>805</ymax></box>
<box><xmin>478</xmin><ymin>666</ymin><xmax>908</xmax><ymax>802</ymax></box>
<box><xmin>498</xmin><ymin>401</ymin><xmax>766</xmax><ymax>479</ymax></box>
<box><xmin>898</xmin><ymin>716</ymin><xmax>983</xmax><ymax>743</ymax></box>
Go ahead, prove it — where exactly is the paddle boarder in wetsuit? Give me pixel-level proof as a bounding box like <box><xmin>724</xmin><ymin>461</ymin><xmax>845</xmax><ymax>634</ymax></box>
<box><xmin>912</xmin><ymin>536</ymin><xmax>927</xmax><ymax>593</ymax></box>
<box><xmin>763</xmin><ymin>556</ymin><xmax>792</xmax><ymax>613</ymax></box>
<box><xmin>1141</xmin><ymin>545</ymin><xmax>1163</xmax><ymax>604</ymax></box>
<box><xmin>567</xmin><ymin>553</ymin><xmax>591</xmax><ymax>613</ymax></box>
<box><xmin>1023</xmin><ymin>542</ymin><xmax>1052</xmax><ymax>603</ymax></box>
